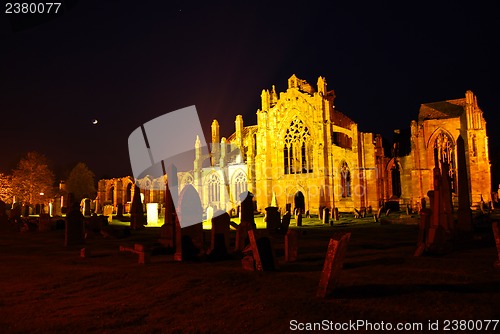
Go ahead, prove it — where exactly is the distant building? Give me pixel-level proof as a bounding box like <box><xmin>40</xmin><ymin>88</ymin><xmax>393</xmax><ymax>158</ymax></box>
<box><xmin>96</xmin><ymin>75</ymin><xmax>491</xmax><ymax>215</ymax></box>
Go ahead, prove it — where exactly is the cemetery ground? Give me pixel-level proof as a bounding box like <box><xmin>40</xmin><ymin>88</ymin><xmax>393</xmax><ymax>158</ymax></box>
<box><xmin>1</xmin><ymin>213</ymin><xmax>500</xmax><ymax>333</ymax></box>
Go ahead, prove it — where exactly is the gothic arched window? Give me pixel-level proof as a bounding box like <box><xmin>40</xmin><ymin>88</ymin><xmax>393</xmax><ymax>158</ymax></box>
<box><xmin>284</xmin><ymin>118</ymin><xmax>313</xmax><ymax>174</ymax></box>
<box><xmin>433</xmin><ymin>131</ymin><xmax>457</xmax><ymax>193</ymax></box>
<box><xmin>391</xmin><ymin>164</ymin><xmax>402</xmax><ymax>198</ymax></box>
<box><xmin>340</xmin><ymin>161</ymin><xmax>351</xmax><ymax>198</ymax></box>
<box><xmin>125</xmin><ymin>183</ymin><xmax>132</xmax><ymax>202</ymax></box>
<box><xmin>208</xmin><ymin>173</ymin><xmax>220</xmax><ymax>203</ymax></box>
<box><xmin>233</xmin><ymin>172</ymin><xmax>247</xmax><ymax>200</ymax></box>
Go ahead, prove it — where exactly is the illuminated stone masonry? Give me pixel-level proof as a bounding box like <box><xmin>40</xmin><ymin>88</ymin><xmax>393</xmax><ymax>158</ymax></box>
<box><xmin>97</xmin><ymin>75</ymin><xmax>491</xmax><ymax>216</ymax></box>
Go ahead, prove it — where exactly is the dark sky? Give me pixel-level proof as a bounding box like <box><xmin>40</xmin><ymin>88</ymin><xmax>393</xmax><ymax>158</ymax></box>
<box><xmin>1</xmin><ymin>1</ymin><xmax>499</xmax><ymax>185</ymax></box>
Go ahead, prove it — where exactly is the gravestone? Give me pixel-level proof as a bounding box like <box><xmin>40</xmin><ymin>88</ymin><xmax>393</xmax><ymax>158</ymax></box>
<box><xmin>52</xmin><ymin>197</ymin><xmax>62</xmax><ymax>217</ymax></box>
<box><xmin>119</xmin><ymin>244</ymin><xmax>150</xmax><ymax>264</ymax></box>
<box><xmin>353</xmin><ymin>208</ymin><xmax>361</xmax><ymax>219</ymax></box>
<box><xmin>281</xmin><ymin>211</ymin><xmax>291</xmax><ymax>235</ymax></box>
<box><xmin>376</xmin><ymin>207</ymin><xmax>383</xmax><ymax>219</ymax></box>
<box><xmin>209</xmin><ymin>210</ymin><xmax>231</xmax><ymax>260</ymax></box>
<box><xmin>65</xmin><ymin>204</ymin><xmax>85</xmax><ymax>247</ymax></box>
<box><xmin>82</xmin><ymin>198</ymin><xmax>91</xmax><ymax>216</ymax></box>
<box><xmin>175</xmin><ymin>184</ymin><xmax>204</xmax><ymax>261</ymax></box>
<box><xmin>116</xmin><ymin>203</ymin><xmax>124</xmax><ymax>219</ymax></box>
<box><xmin>21</xmin><ymin>203</ymin><xmax>30</xmax><ymax>218</ymax></box>
<box><xmin>492</xmin><ymin>221</ymin><xmax>500</xmax><ymax>267</ymax></box>
<box><xmin>333</xmin><ymin>208</ymin><xmax>339</xmax><ymax>221</ymax></box>
<box><xmin>323</xmin><ymin>208</ymin><xmax>330</xmax><ymax>225</ymax></box>
<box><xmin>235</xmin><ymin>192</ymin><xmax>256</xmax><ymax>251</ymax></box>
<box><xmin>240</xmin><ymin>192</ymin><xmax>256</xmax><ymax>229</ymax></box>
<box><xmin>415</xmin><ymin>198</ymin><xmax>432</xmax><ymax>257</ymax></box>
<box><xmin>265</xmin><ymin>206</ymin><xmax>281</xmax><ymax>234</ymax></box>
<box><xmin>317</xmin><ymin>232</ymin><xmax>351</xmax><ymax>298</ymax></box>
<box><xmin>38</xmin><ymin>213</ymin><xmax>52</xmax><ymax>232</ymax></box>
<box><xmin>130</xmin><ymin>185</ymin><xmax>145</xmax><ymax>229</ymax></box>
<box><xmin>146</xmin><ymin>203</ymin><xmax>159</xmax><ymax>226</ymax></box>
<box><xmin>206</xmin><ymin>206</ymin><xmax>214</xmax><ymax>224</ymax></box>
<box><xmin>295</xmin><ymin>211</ymin><xmax>302</xmax><ymax>227</ymax></box>
<box><xmin>285</xmin><ymin>229</ymin><xmax>298</xmax><ymax>262</ymax></box>
<box><xmin>103</xmin><ymin>205</ymin><xmax>114</xmax><ymax>223</ymax></box>
<box><xmin>159</xmin><ymin>221</ymin><xmax>175</xmax><ymax>248</ymax></box>
<box><xmin>235</xmin><ymin>220</ymin><xmax>250</xmax><ymax>252</ymax></box>
<box><xmin>242</xmin><ymin>230</ymin><xmax>276</xmax><ymax>271</ymax></box>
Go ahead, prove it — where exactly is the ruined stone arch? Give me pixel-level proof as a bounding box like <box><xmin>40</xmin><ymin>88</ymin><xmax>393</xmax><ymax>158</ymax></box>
<box><xmin>105</xmin><ymin>181</ymin><xmax>115</xmax><ymax>204</ymax></box>
<box><xmin>386</xmin><ymin>158</ymin><xmax>402</xmax><ymax>198</ymax></box>
<box><xmin>124</xmin><ymin>181</ymin><xmax>133</xmax><ymax>202</ymax></box>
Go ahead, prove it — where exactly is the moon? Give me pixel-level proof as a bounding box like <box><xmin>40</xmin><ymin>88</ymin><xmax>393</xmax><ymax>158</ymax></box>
<box><xmin>92</xmin><ymin>119</ymin><xmax>99</xmax><ymax>125</ymax></box>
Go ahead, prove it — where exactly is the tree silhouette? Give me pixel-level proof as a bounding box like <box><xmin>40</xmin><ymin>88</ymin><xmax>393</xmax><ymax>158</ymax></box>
<box><xmin>65</xmin><ymin>162</ymin><xmax>96</xmax><ymax>203</ymax></box>
<box><xmin>11</xmin><ymin>152</ymin><xmax>55</xmax><ymax>204</ymax></box>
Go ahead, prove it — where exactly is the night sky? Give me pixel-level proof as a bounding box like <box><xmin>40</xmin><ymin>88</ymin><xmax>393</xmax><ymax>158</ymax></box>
<box><xmin>1</xmin><ymin>1</ymin><xmax>499</xmax><ymax>186</ymax></box>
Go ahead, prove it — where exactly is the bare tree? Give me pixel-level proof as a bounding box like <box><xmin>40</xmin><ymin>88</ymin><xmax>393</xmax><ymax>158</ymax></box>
<box><xmin>11</xmin><ymin>152</ymin><xmax>55</xmax><ymax>205</ymax></box>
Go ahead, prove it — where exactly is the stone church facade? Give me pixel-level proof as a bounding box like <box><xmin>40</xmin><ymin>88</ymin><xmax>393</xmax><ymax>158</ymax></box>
<box><xmin>97</xmin><ymin>75</ymin><xmax>491</xmax><ymax>216</ymax></box>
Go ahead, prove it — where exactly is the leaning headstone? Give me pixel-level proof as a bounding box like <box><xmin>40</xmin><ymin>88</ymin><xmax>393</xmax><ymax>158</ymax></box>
<box><xmin>492</xmin><ymin>221</ymin><xmax>500</xmax><ymax>268</ymax></box>
<box><xmin>317</xmin><ymin>232</ymin><xmax>351</xmax><ymax>298</ymax></box>
<box><xmin>323</xmin><ymin>208</ymin><xmax>330</xmax><ymax>225</ymax></box>
<box><xmin>235</xmin><ymin>221</ymin><xmax>250</xmax><ymax>252</ymax></box>
<box><xmin>281</xmin><ymin>211</ymin><xmax>291</xmax><ymax>235</ymax></box>
<box><xmin>65</xmin><ymin>204</ymin><xmax>85</xmax><ymax>247</ymax></box>
<box><xmin>353</xmin><ymin>208</ymin><xmax>361</xmax><ymax>219</ymax></box>
<box><xmin>285</xmin><ymin>230</ymin><xmax>298</xmax><ymax>262</ymax></box>
<box><xmin>242</xmin><ymin>230</ymin><xmax>276</xmax><ymax>271</ymax></box>
<box><xmin>376</xmin><ymin>207</ymin><xmax>383</xmax><ymax>219</ymax></box>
